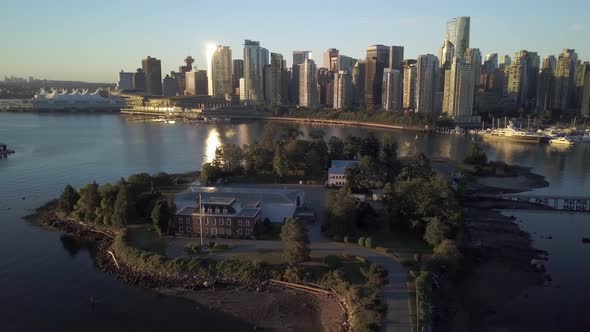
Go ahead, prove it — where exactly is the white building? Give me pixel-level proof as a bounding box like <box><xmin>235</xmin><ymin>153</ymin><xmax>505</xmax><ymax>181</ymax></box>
<box><xmin>328</xmin><ymin>160</ymin><xmax>360</xmax><ymax>187</ymax></box>
<box><xmin>31</xmin><ymin>88</ymin><xmax>125</xmax><ymax>111</ymax></box>
<box><xmin>416</xmin><ymin>54</ymin><xmax>439</xmax><ymax>113</ymax></box>
<box><xmin>211</xmin><ymin>46</ymin><xmax>233</xmax><ymax>98</ymax></box>
<box><xmin>382</xmin><ymin>68</ymin><xmax>402</xmax><ymax>111</ymax></box>
<box><xmin>333</xmin><ymin>70</ymin><xmax>352</xmax><ymax>109</ymax></box>
<box><xmin>117</xmin><ymin>71</ymin><xmax>134</xmax><ymax>91</ymax></box>
<box><xmin>299</xmin><ymin>59</ymin><xmax>318</xmax><ymax>107</ymax></box>
<box><xmin>443</xmin><ymin>56</ymin><xmax>474</xmax><ymax>117</ymax></box>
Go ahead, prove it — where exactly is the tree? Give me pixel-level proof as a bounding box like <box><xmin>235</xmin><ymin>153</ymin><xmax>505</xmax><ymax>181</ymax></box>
<box><xmin>359</xmin><ymin>155</ymin><xmax>378</xmax><ymax>190</ymax></box>
<box><xmin>127</xmin><ymin>173</ymin><xmax>153</xmax><ymax>193</ymax></box>
<box><xmin>304</xmin><ymin>149</ymin><xmax>323</xmax><ymax>176</ymax></box>
<box><xmin>379</xmin><ymin>135</ymin><xmax>401</xmax><ymax>182</ymax></box>
<box><xmin>309</xmin><ymin>129</ymin><xmax>325</xmax><ymax>141</ymax></box>
<box><xmin>280</xmin><ymin>218</ymin><xmax>310</xmax><ymax>266</ymax></box>
<box><xmin>433</xmin><ymin>239</ymin><xmax>461</xmax><ymax>261</ymax></box>
<box><xmin>200</xmin><ymin>163</ymin><xmax>222</xmax><ymax>184</ymax></box>
<box><xmin>214</xmin><ymin>143</ymin><xmax>244</xmax><ymax>174</ymax></box>
<box><xmin>423</xmin><ymin>217</ymin><xmax>451</xmax><ymax>247</ymax></box>
<box><xmin>327</xmin><ymin>136</ymin><xmax>345</xmax><ymax>161</ymax></box>
<box><xmin>112</xmin><ymin>184</ymin><xmax>130</xmax><ymax>227</ymax></box>
<box><xmin>344</xmin><ymin>164</ymin><xmax>362</xmax><ymax>193</ymax></box>
<box><xmin>360</xmin><ymin>131</ymin><xmax>381</xmax><ymax>159</ymax></box>
<box><xmin>464</xmin><ymin>142</ymin><xmax>488</xmax><ymax>166</ymax></box>
<box><xmin>152</xmin><ymin>172</ymin><xmax>173</xmax><ymax>187</ymax></box>
<box><xmin>344</xmin><ymin>135</ymin><xmax>363</xmax><ymax>160</ymax></box>
<box><xmin>57</xmin><ymin>184</ymin><xmax>80</xmax><ymax>217</ymax></box>
<box><xmin>398</xmin><ymin>152</ymin><xmax>434</xmax><ymax>182</ymax></box>
<box><xmin>325</xmin><ymin>188</ymin><xmax>358</xmax><ymax>237</ymax></box>
<box><xmin>95</xmin><ymin>183</ymin><xmax>118</xmax><ymax>225</ymax></box>
<box><xmin>152</xmin><ymin>200</ymin><xmax>170</xmax><ymax>236</ymax></box>
<box><xmin>73</xmin><ymin>181</ymin><xmax>100</xmax><ymax>223</ymax></box>
<box><xmin>273</xmin><ymin>143</ymin><xmax>288</xmax><ymax>181</ymax></box>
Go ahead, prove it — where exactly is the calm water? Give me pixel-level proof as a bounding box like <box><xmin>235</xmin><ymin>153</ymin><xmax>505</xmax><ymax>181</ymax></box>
<box><xmin>1</xmin><ymin>113</ymin><xmax>589</xmax><ymax>331</ymax></box>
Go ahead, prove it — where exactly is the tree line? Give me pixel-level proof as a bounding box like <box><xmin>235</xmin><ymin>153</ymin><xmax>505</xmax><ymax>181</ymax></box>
<box><xmin>57</xmin><ymin>172</ymin><xmax>176</xmax><ymax>235</ymax></box>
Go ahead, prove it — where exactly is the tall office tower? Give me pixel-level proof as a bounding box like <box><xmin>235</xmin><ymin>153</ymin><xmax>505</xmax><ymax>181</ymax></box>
<box><xmin>232</xmin><ymin>59</ymin><xmax>244</xmax><ymax>92</ymax></box>
<box><xmin>352</xmin><ymin>60</ymin><xmax>366</xmax><ymax>106</ymax></box>
<box><xmin>366</xmin><ymin>45</ymin><xmax>390</xmax><ymax>68</ymax></box>
<box><xmin>439</xmin><ymin>39</ymin><xmax>455</xmax><ymax>68</ymax></box>
<box><xmin>243</xmin><ymin>40</ymin><xmax>269</xmax><ymax>101</ymax></box>
<box><xmin>499</xmin><ymin>55</ymin><xmax>512</xmax><ymax>71</ymax></box>
<box><xmin>553</xmin><ymin>49</ymin><xmax>578</xmax><ymax>111</ymax></box>
<box><xmin>446</xmin><ymin>16</ymin><xmax>470</xmax><ymax>57</ymax></box>
<box><xmin>175</xmin><ymin>56</ymin><xmax>195</xmax><ymax>95</ymax></box>
<box><xmin>293</xmin><ymin>51</ymin><xmax>311</xmax><ymax>66</ymax></box>
<box><xmin>542</xmin><ymin>55</ymin><xmax>556</xmax><ymax>72</ymax></box>
<box><xmin>117</xmin><ymin>71</ymin><xmax>134</xmax><ymax>91</ymax></box>
<box><xmin>465</xmin><ymin>48</ymin><xmax>482</xmax><ymax>91</ymax></box>
<box><xmin>442</xmin><ymin>57</ymin><xmax>474</xmax><ymax>117</ymax></box>
<box><xmin>324</xmin><ymin>48</ymin><xmax>339</xmax><ymax>70</ymax></box>
<box><xmin>281</xmin><ymin>66</ymin><xmax>290</xmax><ymax>104</ymax></box>
<box><xmin>333</xmin><ymin>70</ymin><xmax>352</xmax><ymax>109</ymax></box>
<box><xmin>582</xmin><ymin>70</ymin><xmax>590</xmax><ymax>117</ymax></box>
<box><xmin>211</xmin><ymin>46</ymin><xmax>233</xmax><ymax>98</ymax></box>
<box><xmin>142</xmin><ymin>56</ymin><xmax>162</xmax><ymax>95</ymax></box>
<box><xmin>179</xmin><ymin>56</ymin><xmax>195</xmax><ymax>73</ymax></box>
<box><xmin>185</xmin><ymin>70</ymin><xmax>208</xmax><ymax>95</ymax></box>
<box><xmin>132</xmin><ymin>69</ymin><xmax>147</xmax><ymax>91</ymax></box>
<box><xmin>402</xmin><ymin>59</ymin><xmax>417</xmax><ymax>109</ymax></box>
<box><xmin>388</xmin><ymin>46</ymin><xmax>404</xmax><ymax>70</ymax></box>
<box><xmin>289</xmin><ymin>64</ymin><xmax>301</xmax><ymax>104</ymax></box>
<box><xmin>332</xmin><ymin>55</ymin><xmax>355</xmax><ymax>73</ymax></box>
<box><xmin>299</xmin><ymin>59</ymin><xmax>318</xmax><ymax>107</ymax></box>
<box><xmin>267</xmin><ymin>53</ymin><xmax>285</xmax><ymax>105</ymax></box>
<box><xmin>364</xmin><ymin>56</ymin><xmax>386</xmax><ymax>108</ymax></box>
<box><xmin>537</xmin><ymin>68</ymin><xmax>555</xmax><ymax>111</ymax></box>
<box><xmin>162</xmin><ymin>74</ymin><xmax>178</xmax><ymax>97</ymax></box>
<box><xmin>575</xmin><ymin>62</ymin><xmax>590</xmax><ymax>107</ymax></box>
<box><xmin>507</xmin><ymin>52</ymin><xmax>528</xmax><ymax>107</ymax></box>
<box><xmin>317</xmin><ymin>68</ymin><xmax>334</xmax><ymax>105</ymax></box>
<box><xmin>485</xmin><ymin>54</ymin><xmax>498</xmax><ymax>70</ymax></box>
<box><xmin>523</xmin><ymin>51</ymin><xmax>540</xmax><ymax>102</ymax></box>
<box><xmin>382</xmin><ymin>68</ymin><xmax>402</xmax><ymax>111</ymax></box>
<box><xmin>416</xmin><ymin>54</ymin><xmax>439</xmax><ymax>113</ymax></box>
<box><xmin>488</xmin><ymin>69</ymin><xmax>506</xmax><ymax>96</ymax></box>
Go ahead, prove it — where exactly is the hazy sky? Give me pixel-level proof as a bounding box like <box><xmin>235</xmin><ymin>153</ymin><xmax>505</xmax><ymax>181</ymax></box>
<box><xmin>1</xmin><ymin>0</ymin><xmax>589</xmax><ymax>83</ymax></box>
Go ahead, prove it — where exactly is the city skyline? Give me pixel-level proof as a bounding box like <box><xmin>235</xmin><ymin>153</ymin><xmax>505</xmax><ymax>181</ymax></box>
<box><xmin>1</xmin><ymin>0</ymin><xmax>589</xmax><ymax>82</ymax></box>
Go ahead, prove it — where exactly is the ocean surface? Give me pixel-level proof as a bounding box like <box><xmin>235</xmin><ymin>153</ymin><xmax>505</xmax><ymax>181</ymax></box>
<box><xmin>1</xmin><ymin>113</ymin><xmax>588</xmax><ymax>331</ymax></box>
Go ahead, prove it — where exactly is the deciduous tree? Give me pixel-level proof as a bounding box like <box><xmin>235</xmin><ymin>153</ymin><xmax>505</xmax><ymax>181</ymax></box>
<box><xmin>280</xmin><ymin>218</ymin><xmax>310</xmax><ymax>266</ymax></box>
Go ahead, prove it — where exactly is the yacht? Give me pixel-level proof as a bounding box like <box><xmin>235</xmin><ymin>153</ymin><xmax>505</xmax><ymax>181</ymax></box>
<box><xmin>483</xmin><ymin>122</ymin><xmax>547</xmax><ymax>143</ymax></box>
<box><xmin>549</xmin><ymin>137</ymin><xmax>575</xmax><ymax>146</ymax></box>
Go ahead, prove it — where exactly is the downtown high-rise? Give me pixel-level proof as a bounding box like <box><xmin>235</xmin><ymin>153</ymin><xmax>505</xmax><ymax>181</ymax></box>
<box><xmin>333</xmin><ymin>70</ymin><xmax>352</xmax><ymax>109</ymax></box>
<box><xmin>382</xmin><ymin>68</ymin><xmax>402</xmax><ymax>111</ymax></box>
<box><xmin>142</xmin><ymin>56</ymin><xmax>162</xmax><ymax>95</ymax></box>
<box><xmin>446</xmin><ymin>16</ymin><xmax>470</xmax><ymax>57</ymax></box>
<box><xmin>416</xmin><ymin>54</ymin><xmax>439</xmax><ymax>113</ymax></box>
<box><xmin>299</xmin><ymin>59</ymin><xmax>318</xmax><ymax>107</ymax></box>
<box><xmin>243</xmin><ymin>40</ymin><xmax>269</xmax><ymax>102</ymax></box>
<box><xmin>211</xmin><ymin>46</ymin><xmax>233</xmax><ymax>98</ymax></box>
<box><xmin>553</xmin><ymin>49</ymin><xmax>578</xmax><ymax>111</ymax></box>
<box><xmin>442</xmin><ymin>57</ymin><xmax>474</xmax><ymax>117</ymax></box>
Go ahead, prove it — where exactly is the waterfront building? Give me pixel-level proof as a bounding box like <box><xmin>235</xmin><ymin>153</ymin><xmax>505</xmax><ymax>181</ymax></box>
<box><xmin>402</xmin><ymin>59</ymin><xmax>417</xmax><ymax>109</ymax></box>
<box><xmin>317</xmin><ymin>68</ymin><xmax>334</xmax><ymax>106</ymax></box>
<box><xmin>553</xmin><ymin>49</ymin><xmax>578</xmax><ymax>111</ymax></box>
<box><xmin>267</xmin><ymin>53</ymin><xmax>285</xmax><ymax>105</ymax></box>
<box><xmin>446</xmin><ymin>16</ymin><xmax>470</xmax><ymax>57</ymax></box>
<box><xmin>333</xmin><ymin>70</ymin><xmax>352</xmax><ymax>109</ymax></box>
<box><xmin>132</xmin><ymin>69</ymin><xmax>147</xmax><ymax>92</ymax></box>
<box><xmin>232</xmin><ymin>59</ymin><xmax>244</xmax><ymax>93</ymax></box>
<box><xmin>364</xmin><ymin>56</ymin><xmax>385</xmax><ymax>108</ymax></box>
<box><xmin>29</xmin><ymin>88</ymin><xmax>125</xmax><ymax>112</ymax></box>
<box><xmin>525</xmin><ymin>51</ymin><xmax>541</xmax><ymax>103</ymax></box>
<box><xmin>328</xmin><ymin>160</ymin><xmax>360</xmax><ymax>187</ymax></box>
<box><xmin>537</xmin><ymin>68</ymin><xmax>555</xmax><ymax>111</ymax></box>
<box><xmin>293</xmin><ymin>51</ymin><xmax>311</xmax><ymax>66</ymax></box>
<box><xmin>299</xmin><ymin>59</ymin><xmax>318</xmax><ymax>107</ymax></box>
<box><xmin>575</xmin><ymin>62</ymin><xmax>590</xmax><ymax>107</ymax></box>
<box><xmin>211</xmin><ymin>46</ymin><xmax>233</xmax><ymax>98</ymax></box>
<box><xmin>176</xmin><ymin>56</ymin><xmax>195</xmax><ymax>94</ymax></box>
<box><xmin>443</xmin><ymin>57</ymin><xmax>474</xmax><ymax>117</ymax></box>
<box><xmin>185</xmin><ymin>70</ymin><xmax>208</xmax><ymax>96</ymax></box>
<box><xmin>382</xmin><ymin>68</ymin><xmax>402</xmax><ymax>111</ymax></box>
<box><xmin>507</xmin><ymin>52</ymin><xmax>528</xmax><ymax>107</ymax></box>
<box><xmin>162</xmin><ymin>74</ymin><xmax>178</xmax><ymax>97</ymax></box>
<box><xmin>324</xmin><ymin>48</ymin><xmax>339</xmax><ymax>71</ymax></box>
<box><xmin>117</xmin><ymin>71</ymin><xmax>134</xmax><ymax>91</ymax></box>
<box><xmin>243</xmin><ymin>40</ymin><xmax>269</xmax><ymax>102</ymax></box>
<box><xmin>366</xmin><ymin>45</ymin><xmax>390</xmax><ymax>68</ymax></box>
<box><xmin>171</xmin><ymin>186</ymin><xmax>305</xmax><ymax>238</ymax></box>
<box><xmin>416</xmin><ymin>54</ymin><xmax>439</xmax><ymax>113</ymax></box>
<box><xmin>542</xmin><ymin>55</ymin><xmax>556</xmax><ymax>72</ymax></box>
<box><xmin>439</xmin><ymin>39</ymin><xmax>455</xmax><ymax>69</ymax></box>
<box><xmin>142</xmin><ymin>56</ymin><xmax>162</xmax><ymax>95</ymax></box>
<box><xmin>582</xmin><ymin>69</ymin><xmax>590</xmax><ymax>117</ymax></box>
<box><xmin>465</xmin><ymin>48</ymin><xmax>482</xmax><ymax>91</ymax></box>
<box><xmin>352</xmin><ymin>60</ymin><xmax>366</xmax><ymax>106</ymax></box>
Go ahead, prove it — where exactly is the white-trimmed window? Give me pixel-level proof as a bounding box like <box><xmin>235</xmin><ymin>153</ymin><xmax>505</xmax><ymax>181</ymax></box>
<box><xmin>226</xmin><ymin>218</ymin><xmax>232</xmax><ymax>225</ymax></box>
<box><xmin>237</xmin><ymin>229</ymin><xmax>242</xmax><ymax>235</ymax></box>
<box><xmin>205</xmin><ymin>228</ymin><xmax>209</xmax><ymax>234</ymax></box>
<box><xmin>227</xmin><ymin>229</ymin><xmax>232</xmax><ymax>236</ymax></box>
<box><xmin>212</xmin><ymin>218</ymin><xmax>216</xmax><ymax>225</ymax></box>
<box><xmin>215</xmin><ymin>208</ymin><xmax>220</xmax><ymax>214</ymax></box>
<box><xmin>219</xmin><ymin>228</ymin><xmax>224</xmax><ymax>235</ymax></box>
<box><xmin>179</xmin><ymin>226</ymin><xmax>184</xmax><ymax>233</ymax></box>
<box><xmin>223</xmin><ymin>208</ymin><xmax>228</xmax><ymax>214</ymax></box>
<box><xmin>246</xmin><ymin>220</ymin><xmax>250</xmax><ymax>227</ymax></box>
<box><xmin>205</xmin><ymin>218</ymin><xmax>209</xmax><ymax>225</ymax></box>
<box><xmin>245</xmin><ymin>229</ymin><xmax>251</xmax><ymax>235</ymax></box>
<box><xmin>238</xmin><ymin>220</ymin><xmax>242</xmax><ymax>226</ymax></box>
<box><xmin>212</xmin><ymin>228</ymin><xmax>217</xmax><ymax>235</ymax></box>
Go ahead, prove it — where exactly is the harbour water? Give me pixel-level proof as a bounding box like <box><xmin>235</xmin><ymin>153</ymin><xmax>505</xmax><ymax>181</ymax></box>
<box><xmin>0</xmin><ymin>113</ymin><xmax>589</xmax><ymax>331</ymax></box>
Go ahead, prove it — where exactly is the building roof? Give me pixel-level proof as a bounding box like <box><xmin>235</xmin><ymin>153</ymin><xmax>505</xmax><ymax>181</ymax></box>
<box><xmin>34</xmin><ymin>88</ymin><xmax>112</xmax><ymax>101</ymax></box>
<box><xmin>202</xmin><ymin>196</ymin><xmax>235</xmax><ymax>205</ymax></box>
<box><xmin>329</xmin><ymin>160</ymin><xmax>359</xmax><ymax>175</ymax></box>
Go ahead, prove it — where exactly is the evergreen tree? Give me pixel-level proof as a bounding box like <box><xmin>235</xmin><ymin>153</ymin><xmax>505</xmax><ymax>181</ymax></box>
<box><xmin>280</xmin><ymin>218</ymin><xmax>310</xmax><ymax>266</ymax></box>
<box><xmin>272</xmin><ymin>143</ymin><xmax>288</xmax><ymax>181</ymax></box>
<box><xmin>152</xmin><ymin>200</ymin><xmax>170</xmax><ymax>236</ymax></box>
<box><xmin>73</xmin><ymin>181</ymin><xmax>100</xmax><ymax>223</ymax></box>
<box><xmin>360</xmin><ymin>131</ymin><xmax>381</xmax><ymax>159</ymax></box>
<box><xmin>327</xmin><ymin>136</ymin><xmax>345</xmax><ymax>161</ymax></box>
<box><xmin>57</xmin><ymin>184</ymin><xmax>79</xmax><ymax>218</ymax></box>
<box><xmin>95</xmin><ymin>183</ymin><xmax>118</xmax><ymax>225</ymax></box>
<box><xmin>379</xmin><ymin>135</ymin><xmax>401</xmax><ymax>182</ymax></box>
<box><xmin>112</xmin><ymin>184</ymin><xmax>130</xmax><ymax>227</ymax></box>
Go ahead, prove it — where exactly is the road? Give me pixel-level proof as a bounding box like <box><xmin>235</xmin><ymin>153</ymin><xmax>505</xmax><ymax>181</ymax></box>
<box><xmin>173</xmin><ymin>184</ymin><xmax>411</xmax><ymax>332</ymax></box>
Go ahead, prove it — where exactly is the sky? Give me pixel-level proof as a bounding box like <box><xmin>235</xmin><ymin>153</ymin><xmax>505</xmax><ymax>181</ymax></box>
<box><xmin>1</xmin><ymin>0</ymin><xmax>589</xmax><ymax>83</ymax></box>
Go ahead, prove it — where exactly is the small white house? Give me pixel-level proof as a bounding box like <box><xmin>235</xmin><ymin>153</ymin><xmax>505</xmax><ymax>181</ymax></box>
<box><xmin>327</xmin><ymin>160</ymin><xmax>360</xmax><ymax>187</ymax></box>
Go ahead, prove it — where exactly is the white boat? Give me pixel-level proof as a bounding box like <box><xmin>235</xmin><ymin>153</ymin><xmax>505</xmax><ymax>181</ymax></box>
<box><xmin>483</xmin><ymin>122</ymin><xmax>547</xmax><ymax>143</ymax></box>
<box><xmin>549</xmin><ymin>137</ymin><xmax>575</xmax><ymax>146</ymax></box>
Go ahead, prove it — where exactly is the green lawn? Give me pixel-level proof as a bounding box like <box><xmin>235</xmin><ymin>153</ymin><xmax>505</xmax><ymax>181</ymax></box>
<box><xmin>126</xmin><ymin>226</ymin><xmax>166</xmax><ymax>255</ymax></box>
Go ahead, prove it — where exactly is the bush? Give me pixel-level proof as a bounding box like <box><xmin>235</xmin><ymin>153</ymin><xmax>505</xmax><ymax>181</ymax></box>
<box><xmin>364</xmin><ymin>237</ymin><xmax>374</xmax><ymax>248</ymax></box>
<box><xmin>323</xmin><ymin>255</ymin><xmax>343</xmax><ymax>270</ymax></box>
<box><xmin>358</xmin><ymin>237</ymin><xmax>366</xmax><ymax>247</ymax></box>
<box><xmin>343</xmin><ymin>235</ymin><xmax>350</xmax><ymax>244</ymax></box>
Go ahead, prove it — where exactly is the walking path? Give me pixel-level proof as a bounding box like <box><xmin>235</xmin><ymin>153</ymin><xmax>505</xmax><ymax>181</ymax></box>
<box><xmin>173</xmin><ymin>184</ymin><xmax>411</xmax><ymax>332</ymax></box>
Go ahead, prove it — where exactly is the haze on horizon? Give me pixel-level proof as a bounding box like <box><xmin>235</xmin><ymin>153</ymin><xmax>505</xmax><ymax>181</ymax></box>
<box><xmin>1</xmin><ymin>0</ymin><xmax>589</xmax><ymax>83</ymax></box>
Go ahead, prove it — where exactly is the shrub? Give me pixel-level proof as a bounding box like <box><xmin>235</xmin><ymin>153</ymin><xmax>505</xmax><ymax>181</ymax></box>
<box><xmin>343</xmin><ymin>235</ymin><xmax>350</xmax><ymax>244</ymax></box>
<box><xmin>323</xmin><ymin>255</ymin><xmax>343</xmax><ymax>270</ymax></box>
<box><xmin>364</xmin><ymin>237</ymin><xmax>374</xmax><ymax>248</ymax></box>
<box><xmin>358</xmin><ymin>237</ymin><xmax>366</xmax><ymax>247</ymax></box>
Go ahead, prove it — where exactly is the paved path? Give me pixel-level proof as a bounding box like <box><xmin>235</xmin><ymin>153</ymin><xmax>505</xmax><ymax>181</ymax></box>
<box><xmin>172</xmin><ymin>184</ymin><xmax>411</xmax><ymax>332</ymax></box>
